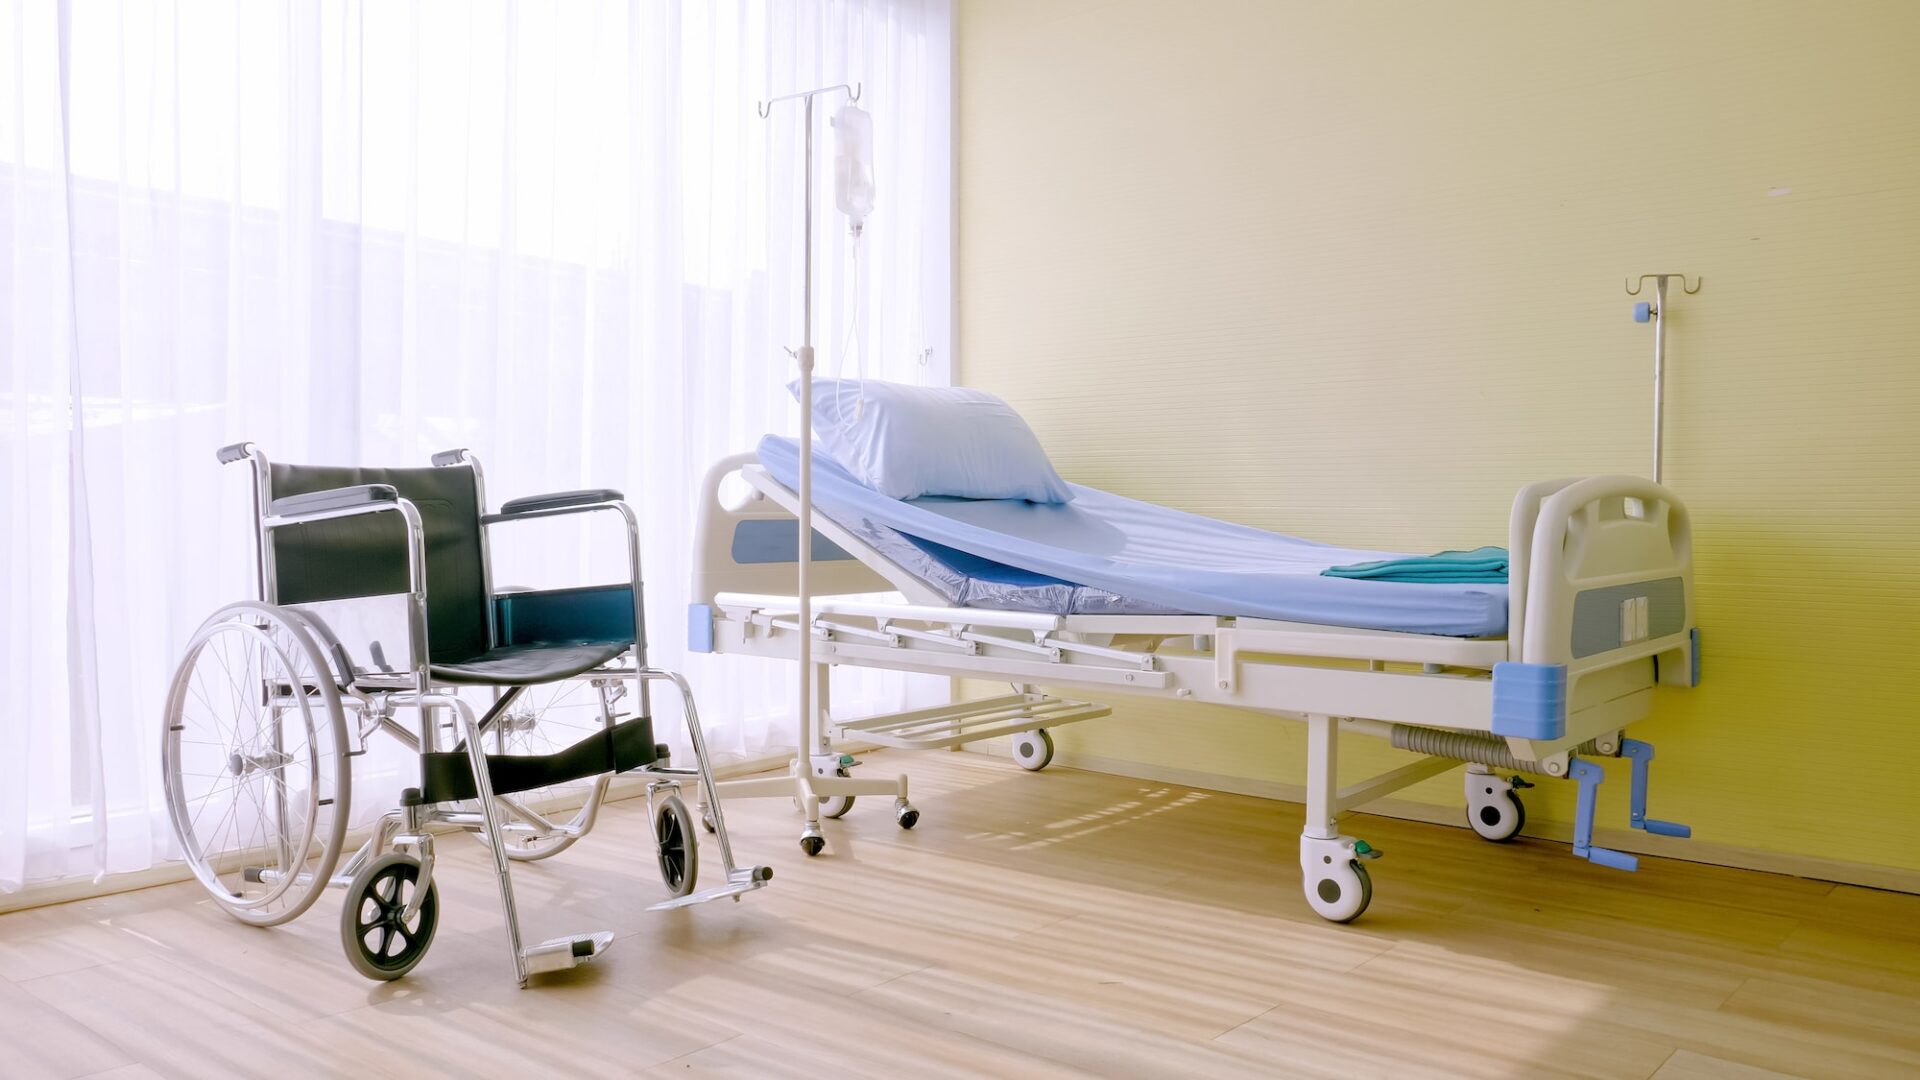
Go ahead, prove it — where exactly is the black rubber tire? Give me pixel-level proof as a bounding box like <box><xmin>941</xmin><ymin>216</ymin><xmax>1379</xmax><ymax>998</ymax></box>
<box><xmin>655</xmin><ymin>794</ymin><xmax>699</xmax><ymax>897</ymax></box>
<box><xmin>1334</xmin><ymin>861</ymin><xmax>1374</xmax><ymax>924</ymax></box>
<box><xmin>340</xmin><ymin>853</ymin><xmax>439</xmax><ymax>982</ymax></box>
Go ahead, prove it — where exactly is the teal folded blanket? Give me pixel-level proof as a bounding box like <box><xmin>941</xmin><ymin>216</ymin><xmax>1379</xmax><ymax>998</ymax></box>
<box><xmin>1321</xmin><ymin>545</ymin><xmax>1508</xmax><ymax>584</ymax></box>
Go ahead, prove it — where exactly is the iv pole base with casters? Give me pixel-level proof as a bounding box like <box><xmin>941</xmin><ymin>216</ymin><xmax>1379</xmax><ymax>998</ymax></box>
<box><xmin>706</xmin><ymin>82</ymin><xmax>915</xmax><ymax>857</ymax></box>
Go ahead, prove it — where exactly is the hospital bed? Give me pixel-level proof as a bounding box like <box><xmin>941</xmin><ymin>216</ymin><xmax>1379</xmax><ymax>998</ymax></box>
<box><xmin>689</xmin><ymin>436</ymin><xmax>1698</xmax><ymax>922</ymax></box>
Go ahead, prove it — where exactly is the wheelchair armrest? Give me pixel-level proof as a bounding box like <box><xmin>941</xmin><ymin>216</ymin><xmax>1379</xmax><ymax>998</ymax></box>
<box><xmin>269</xmin><ymin>484</ymin><xmax>400</xmax><ymax>520</ymax></box>
<box><xmin>494</xmin><ymin>489</ymin><xmax>624</xmax><ymax>518</ymax></box>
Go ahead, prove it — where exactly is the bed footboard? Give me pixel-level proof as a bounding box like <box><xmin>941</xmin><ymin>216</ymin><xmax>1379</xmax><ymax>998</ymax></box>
<box><xmin>1502</xmin><ymin>475</ymin><xmax>1697</xmax><ymax>760</ymax></box>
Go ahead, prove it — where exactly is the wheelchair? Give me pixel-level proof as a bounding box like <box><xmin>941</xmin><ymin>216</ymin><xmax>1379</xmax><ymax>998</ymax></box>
<box><xmin>161</xmin><ymin>443</ymin><xmax>770</xmax><ymax>986</ymax></box>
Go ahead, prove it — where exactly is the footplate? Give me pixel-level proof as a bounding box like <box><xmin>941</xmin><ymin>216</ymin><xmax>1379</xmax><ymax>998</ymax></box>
<box><xmin>523</xmin><ymin>930</ymin><xmax>615</xmax><ymax>976</ymax></box>
<box><xmin>832</xmin><ymin>692</ymin><xmax>1110</xmax><ymax>751</ymax></box>
<box><xmin>646</xmin><ymin>865</ymin><xmax>774</xmax><ymax>912</ymax></box>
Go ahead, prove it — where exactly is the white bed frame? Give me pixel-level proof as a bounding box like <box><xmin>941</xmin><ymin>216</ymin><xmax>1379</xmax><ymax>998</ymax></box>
<box><xmin>691</xmin><ymin>453</ymin><xmax>1699</xmax><ymax>920</ymax></box>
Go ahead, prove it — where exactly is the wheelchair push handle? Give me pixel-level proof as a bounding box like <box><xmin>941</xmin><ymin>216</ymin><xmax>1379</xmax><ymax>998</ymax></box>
<box><xmin>217</xmin><ymin>442</ymin><xmax>255</xmax><ymax>465</ymax></box>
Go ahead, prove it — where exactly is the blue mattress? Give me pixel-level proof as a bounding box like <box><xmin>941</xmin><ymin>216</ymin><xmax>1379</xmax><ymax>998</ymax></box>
<box><xmin>758</xmin><ymin>437</ymin><xmax>1507</xmax><ymax>637</ymax></box>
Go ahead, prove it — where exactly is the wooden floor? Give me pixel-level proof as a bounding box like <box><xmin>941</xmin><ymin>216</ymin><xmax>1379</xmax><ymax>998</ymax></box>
<box><xmin>3</xmin><ymin>751</ymin><xmax>1918</xmax><ymax>1079</ymax></box>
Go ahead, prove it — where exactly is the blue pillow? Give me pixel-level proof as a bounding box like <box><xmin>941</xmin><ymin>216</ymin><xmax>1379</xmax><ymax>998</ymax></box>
<box><xmin>792</xmin><ymin>378</ymin><xmax>1075</xmax><ymax>503</ymax></box>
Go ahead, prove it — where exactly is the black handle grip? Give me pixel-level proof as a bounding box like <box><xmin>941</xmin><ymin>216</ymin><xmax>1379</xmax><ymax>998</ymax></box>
<box><xmin>216</xmin><ymin>442</ymin><xmax>252</xmax><ymax>465</ymax></box>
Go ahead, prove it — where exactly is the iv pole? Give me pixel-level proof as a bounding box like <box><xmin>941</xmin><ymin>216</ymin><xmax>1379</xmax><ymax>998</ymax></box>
<box><xmin>718</xmin><ymin>82</ymin><xmax>915</xmax><ymax>857</ymax></box>
<box><xmin>1627</xmin><ymin>273</ymin><xmax>1701</xmax><ymax>485</ymax></box>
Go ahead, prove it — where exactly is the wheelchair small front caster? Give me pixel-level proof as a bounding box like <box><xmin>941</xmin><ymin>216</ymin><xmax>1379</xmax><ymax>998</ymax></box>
<box><xmin>698</xmin><ymin>804</ymin><xmax>717</xmax><ymax>834</ymax></box>
<box><xmin>799</xmin><ymin>827</ymin><xmax>826</xmax><ymax>857</ymax></box>
<box><xmin>895</xmin><ymin>799</ymin><xmax>919</xmax><ymax>830</ymax></box>
<box><xmin>655</xmin><ymin>794</ymin><xmax>698</xmax><ymax>898</ymax></box>
<box><xmin>341</xmin><ymin>853</ymin><xmax>439</xmax><ymax>982</ymax></box>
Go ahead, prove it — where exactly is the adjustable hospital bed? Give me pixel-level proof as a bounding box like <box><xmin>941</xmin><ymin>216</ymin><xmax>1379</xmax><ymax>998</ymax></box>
<box><xmin>690</xmin><ymin>436</ymin><xmax>1698</xmax><ymax>922</ymax></box>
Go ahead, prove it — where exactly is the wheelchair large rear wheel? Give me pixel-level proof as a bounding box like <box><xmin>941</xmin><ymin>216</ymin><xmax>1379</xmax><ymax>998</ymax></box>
<box><xmin>472</xmin><ymin>677</ymin><xmax>615</xmax><ymax>861</ymax></box>
<box><xmin>162</xmin><ymin>602</ymin><xmax>351</xmax><ymax>927</ymax></box>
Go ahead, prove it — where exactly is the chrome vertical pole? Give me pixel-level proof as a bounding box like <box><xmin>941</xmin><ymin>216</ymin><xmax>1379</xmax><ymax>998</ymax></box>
<box><xmin>797</xmin><ymin>91</ymin><xmax>815</xmax><ymax>762</ymax></box>
<box><xmin>1652</xmin><ymin>274</ymin><xmax>1668</xmax><ymax>485</ymax></box>
<box><xmin>759</xmin><ymin>83</ymin><xmax>859</xmax><ymax>785</ymax></box>
<box><xmin>1628</xmin><ymin>272</ymin><xmax>1699</xmax><ymax>486</ymax></box>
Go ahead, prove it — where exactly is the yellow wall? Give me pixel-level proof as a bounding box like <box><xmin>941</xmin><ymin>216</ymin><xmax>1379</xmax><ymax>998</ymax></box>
<box><xmin>956</xmin><ymin>0</ymin><xmax>1920</xmax><ymax>879</ymax></box>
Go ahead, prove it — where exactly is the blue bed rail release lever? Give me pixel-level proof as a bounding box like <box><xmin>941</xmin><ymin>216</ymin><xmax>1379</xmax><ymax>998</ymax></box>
<box><xmin>1622</xmin><ymin>738</ymin><xmax>1692</xmax><ymax>838</ymax></box>
<box><xmin>1569</xmin><ymin>758</ymin><xmax>1638</xmax><ymax>871</ymax></box>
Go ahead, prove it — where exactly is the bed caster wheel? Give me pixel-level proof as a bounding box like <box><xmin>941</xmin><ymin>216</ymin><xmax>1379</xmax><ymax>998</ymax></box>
<box><xmin>794</xmin><ymin>768</ymin><xmax>854</xmax><ymax>818</ymax></box>
<box><xmin>1304</xmin><ymin>859</ymin><xmax>1372</xmax><ymax>924</ymax></box>
<box><xmin>799</xmin><ymin>829</ymin><xmax>826</xmax><ymax>857</ymax></box>
<box><xmin>820</xmin><ymin>767</ymin><xmax>855</xmax><ymax>819</ymax></box>
<box><xmin>655</xmin><ymin>794</ymin><xmax>699</xmax><ymax>898</ymax></box>
<box><xmin>895</xmin><ymin>799</ymin><xmax>919</xmax><ymax>830</ymax></box>
<box><xmin>341</xmin><ymin>853</ymin><xmax>439</xmax><ymax>982</ymax></box>
<box><xmin>1012</xmin><ymin>729</ymin><xmax>1054</xmax><ymax>772</ymax></box>
<box><xmin>1466</xmin><ymin>774</ymin><xmax>1527</xmax><ymax>843</ymax></box>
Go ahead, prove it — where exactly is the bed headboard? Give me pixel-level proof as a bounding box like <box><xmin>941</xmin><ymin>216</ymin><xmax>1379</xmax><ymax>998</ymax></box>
<box><xmin>691</xmin><ymin>452</ymin><xmax>929</xmax><ymax>606</ymax></box>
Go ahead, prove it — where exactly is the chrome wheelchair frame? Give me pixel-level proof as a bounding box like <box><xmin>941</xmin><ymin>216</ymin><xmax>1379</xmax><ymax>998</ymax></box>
<box><xmin>160</xmin><ymin>442</ymin><xmax>770</xmax><ymax>986</ymax></box>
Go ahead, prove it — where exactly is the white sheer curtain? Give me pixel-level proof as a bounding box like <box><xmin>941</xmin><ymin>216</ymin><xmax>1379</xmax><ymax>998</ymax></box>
<box><xmin>0</xmin><ymin>0</ymin><xmax>952</xmax><ymax>893</ymax></box>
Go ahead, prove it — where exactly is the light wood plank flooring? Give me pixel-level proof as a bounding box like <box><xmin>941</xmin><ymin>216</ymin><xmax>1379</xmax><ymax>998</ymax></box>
<box><xmin>2</xmin><ymin>751</ymin><xmax>1916</xmax><ymax>1079</ymax></box>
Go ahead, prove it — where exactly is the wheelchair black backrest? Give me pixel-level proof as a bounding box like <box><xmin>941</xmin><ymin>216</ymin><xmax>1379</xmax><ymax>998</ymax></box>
<box><xmin>269</xmin><ymin>463</ymin><xmax>489</xmax><ymax>664</ymax></box>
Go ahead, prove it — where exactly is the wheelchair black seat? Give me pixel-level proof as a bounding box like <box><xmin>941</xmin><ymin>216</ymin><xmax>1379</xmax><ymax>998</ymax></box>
<box><xmin>427</xmin><ymin>639</ymin><xmax>631</xmax><ymax>686</ymax></box>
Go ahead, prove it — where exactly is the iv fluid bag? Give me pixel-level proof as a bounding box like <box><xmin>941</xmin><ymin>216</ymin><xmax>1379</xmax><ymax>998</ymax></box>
<box><xmin>833</xmin><ymin>103</ymin><xmax>875</xmax><ymax>231</ymax></box>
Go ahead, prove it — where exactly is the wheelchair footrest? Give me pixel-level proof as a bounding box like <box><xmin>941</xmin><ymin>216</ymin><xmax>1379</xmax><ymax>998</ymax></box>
<box><xmin>421</xmin><ymin>715</ymin><xmax>659</xmax><ymax>803</ymax></box>
<box><xmin>646</xmin><ymin>865</ymin><xmax>774</xmax><ymax>911</ymax></box>
<box><xmin>523</xmin><ymin>930</ymin><xmax>615</xmax><ymax>976</ymax></box>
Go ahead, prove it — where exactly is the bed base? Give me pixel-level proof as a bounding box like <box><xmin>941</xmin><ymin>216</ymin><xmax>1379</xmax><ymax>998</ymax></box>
<box><xmin>691</xmin><ymin>454</ymin><xmax>1700</xmax><ymax>921</ymax></box>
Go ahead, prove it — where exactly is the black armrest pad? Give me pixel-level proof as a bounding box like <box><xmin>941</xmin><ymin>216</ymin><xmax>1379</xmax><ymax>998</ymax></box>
<box><xmin>498</xmin><ymin>489</ymin><xmax>623</xmax><ymax>516</ymax></box>
<box><xmin>270</xmin><ymin>484</ymin><xmax>399</xmax><ymax>518</ymax></box>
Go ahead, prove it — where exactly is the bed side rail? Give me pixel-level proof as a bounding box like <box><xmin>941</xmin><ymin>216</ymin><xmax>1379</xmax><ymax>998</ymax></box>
<box><xmin>1517</xmin><ymin>475</ymin><xmax>1695</xmax><ymax>688</ymax></box>
<box><xmin>691</xmin><ymin>453</ymin><xmax>896</xmax><ymax>607</ymax></box>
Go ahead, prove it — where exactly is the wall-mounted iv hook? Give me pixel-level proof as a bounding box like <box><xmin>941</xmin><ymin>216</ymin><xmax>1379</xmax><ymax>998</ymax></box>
<box><xmin>1626</xmin><ymin>273</ymin><xmax>1702</xmax><ymax>296</ymax></box>
<box><xmin>757</xmin><ymin>81</ymin><xmax>861</xmax><ymax>119</ymax></box>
